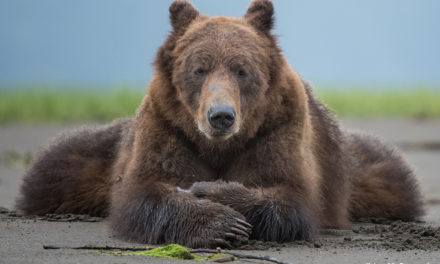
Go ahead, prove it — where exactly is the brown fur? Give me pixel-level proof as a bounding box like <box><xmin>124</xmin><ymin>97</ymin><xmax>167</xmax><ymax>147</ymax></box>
<box><xmin>16</xmin><ymin>0</ymin><xmax>424</xmax><ymax>248</ymax></box>
<box><xmin>16</xmin><ymin>119</ymin><xmax>132</xmax><ymax>216</ymax></box>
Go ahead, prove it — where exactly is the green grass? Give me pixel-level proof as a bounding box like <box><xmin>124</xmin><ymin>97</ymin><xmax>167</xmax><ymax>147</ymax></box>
<box><xmin>0</xmin><ymin>89</ymin><xmax>144</xmax><ymax>123</ymax></box>
<box><xmin>316</xmin><ymin>89</ymin><xmax>440</xmax><ymax>118</ymax></box>
<box><xmin>0</xmin><ymin>87</ymin><xmax>439</xmax><ymax>123</ymax></box>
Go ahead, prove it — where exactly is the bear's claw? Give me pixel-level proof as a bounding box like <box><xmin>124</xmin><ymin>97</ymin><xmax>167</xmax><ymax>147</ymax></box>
<box><xmin>234</xmin><ymin>217</ymin><xmax>253</xmax><ymax>228</ymax></box>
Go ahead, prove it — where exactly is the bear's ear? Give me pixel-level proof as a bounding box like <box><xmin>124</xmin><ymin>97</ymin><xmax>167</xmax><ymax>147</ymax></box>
<box><xmin>169</xmin><ymin>1</ymin><xmax>199</xmax><ymax>33</ymax></box>
<box><xmin>244</xmin><ymin>0</ymin><xmax>274</xmax><ymax>34</ymax></box>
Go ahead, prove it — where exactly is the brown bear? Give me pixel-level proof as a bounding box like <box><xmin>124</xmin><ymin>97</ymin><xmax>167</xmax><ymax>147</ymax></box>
<box><xmin>16</xmin><ymin>0</ymin><xmax>424</xmax><ymax>248</ymax></box>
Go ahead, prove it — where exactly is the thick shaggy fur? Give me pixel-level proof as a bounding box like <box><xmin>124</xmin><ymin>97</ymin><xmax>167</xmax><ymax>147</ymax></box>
<box><xmin>16</xmin><ymin>119</ymin><xmax>132</xmax><ymax>216</ymax></box>
<box><xmin>16</xmin><ymin>0</ymin><xmax>424</xmax><ymax>248</ymax></box>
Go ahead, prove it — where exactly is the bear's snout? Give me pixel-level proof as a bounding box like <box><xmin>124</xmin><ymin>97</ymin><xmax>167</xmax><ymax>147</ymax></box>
<box><xmin>208</xmin><ymin>105</ymin><xmax>236</xmax><ymax>131</ymax></box>
<box><xmin>196</xmin><ymin>78</ymin><xmax>241</xmax><ymax>140</ymax></box>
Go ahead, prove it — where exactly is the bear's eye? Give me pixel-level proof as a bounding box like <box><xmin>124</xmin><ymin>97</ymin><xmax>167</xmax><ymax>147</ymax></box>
<box><xmin>235</xmin><ymin>69</ymin><xmax>247</xmax><ymax>78</ymax></box>
<box><xmin>194</xmin><ymin>68</ymin><xmax>207</xmax><ymax>77</ymax></box>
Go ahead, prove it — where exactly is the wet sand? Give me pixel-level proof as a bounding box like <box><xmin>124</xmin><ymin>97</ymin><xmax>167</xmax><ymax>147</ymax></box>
<box><xmin>1</xmin><ymin>119</ymin><xmax>439</xmax><ymax>263</ymax></box>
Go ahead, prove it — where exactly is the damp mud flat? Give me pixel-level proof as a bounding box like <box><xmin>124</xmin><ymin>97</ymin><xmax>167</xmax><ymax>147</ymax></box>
<box><xmin>1</xmin><ymin>208</ymin><xmax>440</xmax><ymax>264</ymax></box>
<box><xmin>1</xmin><ymin>119</ymin><xmax>440</xmax><ymax>263</ymax></box>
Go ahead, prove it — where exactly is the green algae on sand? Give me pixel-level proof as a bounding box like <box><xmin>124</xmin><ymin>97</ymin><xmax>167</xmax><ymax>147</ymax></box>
<box><xmin>102</xmin><ymin>244</ymin><xmax>228</xmax><ymax>261</ymax></box>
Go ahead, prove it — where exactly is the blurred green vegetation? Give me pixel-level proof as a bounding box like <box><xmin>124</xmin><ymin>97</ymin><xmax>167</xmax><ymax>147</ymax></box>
<box><xmin>0</xmin><ymin>89</ymin><xmax>144</xmax><ymax>123</ymax></box>
<box><xmin>315</xmin><ymin>89</ymin><xmax>440</xmax><ymax>119</ymax></box>
<box><xmin>0</xmin><ymin>87</ymin><xmax>439</xmax><ymax>123</ymax></box>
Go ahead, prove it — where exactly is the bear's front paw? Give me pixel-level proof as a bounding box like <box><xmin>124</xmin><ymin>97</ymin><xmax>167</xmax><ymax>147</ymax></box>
<box><xmin>187</xmin><ymin>204</ymin><xmax>253</xmax><ymax>248</ymax></box>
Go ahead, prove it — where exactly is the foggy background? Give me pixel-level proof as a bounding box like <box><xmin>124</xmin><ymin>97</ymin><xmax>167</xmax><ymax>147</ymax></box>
<box><xmin>1</xmin><ymin>0</ymin><xmax>439</xmax><ymax>89</ymax></box>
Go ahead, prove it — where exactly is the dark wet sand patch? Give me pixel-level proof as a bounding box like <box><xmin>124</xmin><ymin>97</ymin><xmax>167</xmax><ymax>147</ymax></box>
<box><xmin>2</xmin><ymin>208</ymin><xmax>438</xmax><ymax>252</ymax></box>
<box><xmin>0</xmin><ymin>207</ymin><xmax>103</xmax><ymax>222</ymax></box>
<box><xmin>238</xmin><ymin>218</ymin><xmax>440</xmax><ymax>252</ymax></box>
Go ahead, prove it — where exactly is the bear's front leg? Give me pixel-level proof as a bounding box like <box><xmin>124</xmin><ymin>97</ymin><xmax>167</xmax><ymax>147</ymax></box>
<box><xmin>109</xmin><ymin>179</ymin><xmax>251</xmax><ymax>248</ymax></box>
<box><xmin>190</xmin><ymin>181</ymin><xmax>316</xmax><ymax>242</ymax></box>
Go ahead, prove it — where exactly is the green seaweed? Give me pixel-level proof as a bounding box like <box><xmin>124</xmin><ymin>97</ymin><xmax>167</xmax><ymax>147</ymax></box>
<box><xmin>100</xmin><ymin>244</ymin><xmax>229</xmax><ymax>262</ymax></box>
<box><xmin>123</xmin><ymin>244</ymin><xmax>196</xmax><ymax>260</ymax></box>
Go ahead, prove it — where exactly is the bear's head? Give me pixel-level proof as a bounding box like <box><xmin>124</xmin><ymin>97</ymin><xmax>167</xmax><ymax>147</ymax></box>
<box><xmin>151</xmin><ymin>0</ymin><xmax>303</xmax><ymax>146</ymax></box>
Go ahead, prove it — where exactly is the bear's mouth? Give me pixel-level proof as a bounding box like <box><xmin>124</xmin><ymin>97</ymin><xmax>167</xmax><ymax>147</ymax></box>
<box><xmin>196</xmin><ymin>123</ymin><xmax>239</xmax><ymax>141</ymax></box>
<box><xmin>211</xmin><ymin>131</ymin><xmax>231</xmax><ymax>138</ymax></box>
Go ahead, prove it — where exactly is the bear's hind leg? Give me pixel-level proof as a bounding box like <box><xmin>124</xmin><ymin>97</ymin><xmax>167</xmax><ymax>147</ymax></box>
<box><xmin>347</xmin><ymin>132</ymin><xmax>425</xmax><ymax>221</ymax></box>
<box><xmin>15</xmin><ymin>119</ymin><xmax>130</xmax><ymax>216</ymax></box>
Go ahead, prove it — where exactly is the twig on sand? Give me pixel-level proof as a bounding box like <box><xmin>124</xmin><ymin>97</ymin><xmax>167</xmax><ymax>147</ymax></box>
<box><xmin>43</xmin><ymin>244</ymin><xmax>293</xmax><ymax>264</ymax></box>
<box><xmin>43</xmin><ymin>245</ymin><xmax>152</xmax><ymax>251</ymax></box>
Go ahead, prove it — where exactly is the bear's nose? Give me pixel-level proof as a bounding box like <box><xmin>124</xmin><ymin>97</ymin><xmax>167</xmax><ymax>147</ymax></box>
<box><xmin>208</xmin><ymin>105</ymin><xmax>236</xmax><ymax>130</ymax></box>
